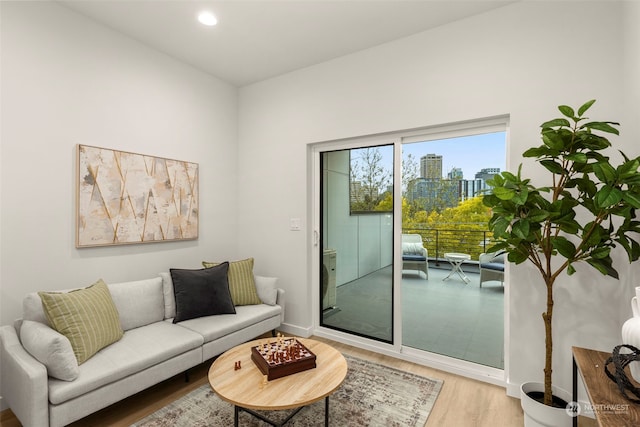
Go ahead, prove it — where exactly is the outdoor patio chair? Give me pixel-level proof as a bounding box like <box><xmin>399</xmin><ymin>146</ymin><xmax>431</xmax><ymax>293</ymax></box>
<box><xmin>401</xmin><ymin>233</ymin><xmax>429</xmax><ymax>279</ymax></box>
<box><xmin>479</xmin><ymin>252</ymin><xmax>505</xmax><ymax>287</ymax></box>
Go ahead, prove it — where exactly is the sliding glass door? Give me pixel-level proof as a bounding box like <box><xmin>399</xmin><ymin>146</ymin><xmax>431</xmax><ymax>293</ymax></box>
<box><xmin>319</xmin><ymin>145</ymin><xmax>394</xmax><ymax>343</ymax></box>
<box><xmin>400</xmin><ymin>131</ymin><xmax>506</xmax><ymax>369</ymax></box>
<box><xmin>314</xmin><ymin>118</ymin><xmax>508</xmax><ymax>382</ymax></box>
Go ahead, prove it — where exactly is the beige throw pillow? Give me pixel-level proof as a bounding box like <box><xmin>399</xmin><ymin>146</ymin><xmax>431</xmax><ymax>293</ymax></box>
<box><xmin>39</xmin><ymin>279</ymin><xmax>124</xmax><ymax>364</ymax></box>
<box><xmin>202</xmin><ymin>258</ymin><xmax>262</xmax><ymax>306</ymax></box>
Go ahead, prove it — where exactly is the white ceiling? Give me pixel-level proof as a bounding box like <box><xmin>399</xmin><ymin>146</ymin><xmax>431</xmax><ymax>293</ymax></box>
<box><xmin>60</xmin><ymin>1</ymin><xmax>515</xmax><ymax>87</ymax></box>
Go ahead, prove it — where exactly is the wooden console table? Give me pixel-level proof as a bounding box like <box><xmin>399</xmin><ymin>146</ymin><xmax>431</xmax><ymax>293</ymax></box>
<box><xmin>572</xmin><ymin>346</ymin><xmax>640</xmax><ymax>426</ymax></box>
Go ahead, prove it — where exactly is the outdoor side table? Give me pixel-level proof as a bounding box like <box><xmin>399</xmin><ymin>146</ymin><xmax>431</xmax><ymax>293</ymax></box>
<box><xmin>443</xmin><ymin>252</ymin><xmax>471</xmax><ymax>283</ymax></box>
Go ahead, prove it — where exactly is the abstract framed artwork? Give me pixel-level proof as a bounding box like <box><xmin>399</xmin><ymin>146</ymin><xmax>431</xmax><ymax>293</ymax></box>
<box><xmin>76</xmin><ymin>145</ymin><xmax>198</xmax><ymax>247</ymax></box>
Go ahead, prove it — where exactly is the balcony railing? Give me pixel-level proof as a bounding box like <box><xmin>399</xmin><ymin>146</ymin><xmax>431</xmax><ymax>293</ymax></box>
<box><xmin>402</xmin><ymin>226</ymin><xmax>497</xmax><ymax>264</ymax></box>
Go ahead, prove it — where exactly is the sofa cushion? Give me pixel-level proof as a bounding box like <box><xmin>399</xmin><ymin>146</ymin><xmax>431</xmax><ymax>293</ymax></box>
<box><xmin>159</xmin><ymin>272</ymin><xmax>176</xmax><ymax>320</ymax></box>
<box><xmin>39</xmin><ymin>279</ymin><xmax>124</xmax><ymax>364</ymax></box>
<box><xmin>255</xmin><ymin>276</ymin><xmax>278</xmax><ymax>305</ymax></box>
<box><xmin>170</xmin><ymin>263</ymin><xmax>236</xmax><ymax>323</ymax></box>
<box><xmin>177</xmin><ymin>304</ymin><xmax>282</xmax><ymax>343</ymax></box>
<box><xmin>481</xmin><ymin>262</ymin><xmax>505</xmax><ymax>272</ymax></box>
<box><xmin>402</xmin><ymin>254</ymin><xmax>427</xmax><ymax>262</ymax></box>
<box><xmin>108</xmin><ymin>277</ymin><xmax>164</xmax><ymax>331</ymax></box>
<box><xmin>202</xmin><ymin>258</ymin><xmax>262</xmax><ymax>306</ymax></box>
<box><xmin>402</xmin><ymin>242</ymin><xmax>424</xmax><ymax>255</ymax></box>
<box><xmin>47</xmin><ymin>321</ymin><xmax>204</xmax><ymax>405</ymax></box>
<box><xmin>20</xmin><ymin>320</ymin><xmax>79</xmax><ymax>381</ymax></box>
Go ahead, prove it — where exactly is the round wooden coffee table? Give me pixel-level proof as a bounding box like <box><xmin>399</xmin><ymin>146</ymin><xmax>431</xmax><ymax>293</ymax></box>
<box><xmin>208</xmin><ymin>337</ymin><xmax>347</xmax><ymax>426</ymax></box>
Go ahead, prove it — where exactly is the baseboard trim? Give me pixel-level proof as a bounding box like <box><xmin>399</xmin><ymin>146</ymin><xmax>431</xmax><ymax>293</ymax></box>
<box><xmin>278</xmin><ymin>322</ymin><xmax>312</xmax><ymax>338</ymax></box>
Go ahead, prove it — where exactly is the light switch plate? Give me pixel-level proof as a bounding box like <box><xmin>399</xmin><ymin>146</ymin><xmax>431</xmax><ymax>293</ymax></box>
<box><xmin>290</xmin><ymin>218</ymin><xmax>301</xmax><ymax>231</ymax></box>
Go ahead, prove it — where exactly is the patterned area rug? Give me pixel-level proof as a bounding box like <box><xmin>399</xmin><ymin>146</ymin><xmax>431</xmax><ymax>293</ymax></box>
<box><xmin>132</xmin><ymin>355</ymin><xmax>443</xmax><ymax>427</ymax></box>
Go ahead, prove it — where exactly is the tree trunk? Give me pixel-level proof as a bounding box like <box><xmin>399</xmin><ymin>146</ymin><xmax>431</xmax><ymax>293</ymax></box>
<box><xmin>542</xmin><ymin>277</ymin><xmax>555</xmax><ymax>406</ymax></box>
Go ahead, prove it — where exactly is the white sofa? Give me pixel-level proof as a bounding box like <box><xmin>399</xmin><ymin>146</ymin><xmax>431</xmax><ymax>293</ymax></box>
<box><xmin>0</xmin><ymin>273</ymin><xmax>284</xmax><ymax>427</ymax></box>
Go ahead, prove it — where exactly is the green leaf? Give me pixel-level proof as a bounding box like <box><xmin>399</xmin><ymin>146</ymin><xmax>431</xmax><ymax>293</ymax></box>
<box><xmin>592</xmin><ymin>162</ymin><xmax>617</xmax><ymax>183</ymax></box>
<box><xmin>508</xmin><ymin>250</ymin><xmax>529</xmax><ymax>264</ymax></box>
<box><xmin>491</xmin><ymin>217</ymin><xmax>511</xmax><ymax>237</ymax></box>
<box><xmin>584</xmin><ymin>222</ymin><xmax>606</xmax><ymax>247</ymax></box>
<box><xmin>590</xmin><ymin>247</ymin><xmax>611</xmax><ymax>259</ymax></box>
<box><xmin>523</xmin><ymin>147</ymin><xmax>552</xmax><ymax>158</ymax></box>
<box><xmin>526</xmin><ymin>209</ymin><xmax>549</xmax><ymax>222</ymax></box>
<box><xmin>513</xmin><ymin>190</ymin><xmax>529</xmax><ymax>206</ymax></box>
<box><xmin>567</xmin><ymin>264</ymin><xmax>576</xmax><ymax>275</ymax></box>
<box><xmin>493</xmin><ymin>187</ymin><xmax>516</xmax><ymax>200</ymax></box>
<box><xmin>487</xmin><ymin>242</ymin><xmax>509</xmax><ymax>254</ymax></box>
<box><xmin>622</xmin><ymin>192</ymin><xmax>640</xmax><ymax>209</ymax></box>
<box><xmin>541</xmin><ymin>118</ymin><xmax>571</xmax><ymax>129</ymax></box>
<box><xmin>558</xmin><ymin>218</ymin><xmax>581</xmax><ymax>234</ymax></box>
<box><xmin>586</xmin><ymin>258</ymin><xmax>618</xmax><ymax>279</ymax></box>
<box><xmin>577</xmin><ymin>99</ymin><xmax>596</xmax><ymax>116</ymax></box>
<box><xmin>490</xmin><ymin>174</ymin><xmax>505</xmax><ymax>186</ymax></box>
<box><xmin>617</xmin><ymin>158</ymin><xmax>640</xmax><ymax>179</ymax></box>
<box><xmin>542</xmin><ymin>132</ymin><xmax>564</xmax><ymax>150</ymax></box>
<box><xmin>540</xmin><ymin>160</ymin><xmax>565</xmax><ymax>174</ymax></box>
<box><xmin>558</xmin><ymin>105</ymin><xmax>575</xmax><ymax>119</ymax></box>
<box><xmin>582</xmin><ymin>121</ymin><xmax>620</xmax><ymax>135</ymax></box>
<box><xmin>512</xmin><ymin>219</ymin><xmax>530</xmax><ymax>240</ymax></box>
<box><xmin>501</xmin><ymin>171</ymin><xmax>518</xmax><ymax>182</ymax></box>
<box><xmin>482</xmin><ymin>194</ymin><xmax>499</xmax><ymax>207</ymax></box>
<box><xmin>565</xmin><ymin>153</ymin><xmax>588</xmax><ymax>163</ymax></box>
<box><xmin>595</xmin><ymin>186</ymin><xmax>623</xmax><ymax>208</ymax></box>
<box><xmin>580</xmin><ymin>133</ymin><xmax>612</xmax><ymax>150</ymax></box>
<box><xmin>551</xmin><ymin>236</ymin><xmax>577</xmax><ymax>259</ymax></box>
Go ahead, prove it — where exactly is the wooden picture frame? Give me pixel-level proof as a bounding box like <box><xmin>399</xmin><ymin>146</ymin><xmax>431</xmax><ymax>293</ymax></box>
<box><xmin>76</xmin><ymin>145</ymin><xmax>198</xmax><ymax>247</ymax></box>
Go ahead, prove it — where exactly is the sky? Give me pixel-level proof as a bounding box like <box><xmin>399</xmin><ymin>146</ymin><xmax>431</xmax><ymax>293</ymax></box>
<box><xmin>402</xmin><ymin>132</ymin><xmax>506</xmax><ymax>180</ymax></box>
<box><xmin>349</xmin><ymin>131</ymin><xmax>507</xmax><ymax>185</ymax></box>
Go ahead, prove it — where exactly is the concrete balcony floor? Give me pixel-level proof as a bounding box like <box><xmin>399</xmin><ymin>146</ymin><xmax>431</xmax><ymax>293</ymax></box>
<box><xmin>322</xmin><ymin>263</ymin><xmax>504</xmax><ymax>369</ymax></box>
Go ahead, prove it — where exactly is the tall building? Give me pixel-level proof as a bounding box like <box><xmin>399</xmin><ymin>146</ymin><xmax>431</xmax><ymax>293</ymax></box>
<box><xmin>448</xmin><ymin>167</ymin><xmax>463</xmax><ymax>180</ymax></box>
<box><xmin>408</xmin><ymin>177</ymin><xmax>458</xmax><ymax>212</ymax></box>
<box><xmin>420</xmin><ymin>154</ymin><xmax>442</xmax><ymax>179</ymax></box>
<box><xmin>475</xmin><ymin>167</ymin><xmax>500</xmax><ymax>181</ymax></box>
<box><xmin>460</xmin><ymin>167</ymin><xmax>501</xmax><ymax>199</ymax></box>
<box><xmin>459</xmin><ymin>179</ymin><xmax>484</xmax><ymax>201</ymax></box>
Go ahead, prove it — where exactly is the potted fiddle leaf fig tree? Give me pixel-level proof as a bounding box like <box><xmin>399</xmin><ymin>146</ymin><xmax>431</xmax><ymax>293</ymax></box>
<box><xmin>483</xmin><ymin>100</ymin><xmax>640</xmax><ymax>426</ymax></box>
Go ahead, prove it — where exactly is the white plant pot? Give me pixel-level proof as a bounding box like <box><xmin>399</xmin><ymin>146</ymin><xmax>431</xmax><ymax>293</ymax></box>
<box><xmin>520</xmin><ymin>382</ymin><xmax>573</xmax><ymax>427</ymax></box>
<box><xmin>621</xmin><ymin>295</ymin><xmax>640</xmax><ymax>382</ymax></box>
<box><xmin>621</xmin><ymin>317</ymin><xmax>640</xmax><ymax>382</ymax></box>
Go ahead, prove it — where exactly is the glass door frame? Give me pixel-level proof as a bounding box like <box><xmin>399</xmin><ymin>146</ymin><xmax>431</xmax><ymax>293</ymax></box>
<box><xmin>310</xmin><ymin>133</ymin><xmax>403</xmax><ymax>355</ymax></box>
<box><xmin>309</xmin><ymin>116</ymin><xmax>509</xmax><ymax>386</ymax></box>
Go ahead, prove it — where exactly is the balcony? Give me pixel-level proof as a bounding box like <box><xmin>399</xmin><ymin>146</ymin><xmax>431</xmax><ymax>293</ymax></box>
<box><xmin>322</xmin><ymin>226</ymin><xmax>504</xmax><ymax>369</ymax></box>
<box><xmin>402</xmin><ymin>226</ymin><xmax>498</xmax><ymax>266</ymax></box>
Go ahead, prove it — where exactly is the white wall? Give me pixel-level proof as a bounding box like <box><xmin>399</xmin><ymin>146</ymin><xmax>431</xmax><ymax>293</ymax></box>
<box><xmin>0</xmin><ymin>2</ymin><xmax>239</xmax><ymax>328</ymax></box>
<box><xmin>2</xmin><ymin>0</ymin><xmax>638</xmax><ymax>412</ymax></box>
<box><xmin>238</xmin><ymin>0</ymin><xmax>639</xmax><ymax>395</ymax></box>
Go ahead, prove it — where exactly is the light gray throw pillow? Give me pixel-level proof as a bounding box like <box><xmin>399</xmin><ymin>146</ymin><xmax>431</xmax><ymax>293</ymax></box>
<box><xmin>20</xmin><ymin>320</ymin><xmax>79</xmax><ymax>381</ymax></box>
<box><xmin>159</xmin><ymin>272</ymin><xmax>176</xmax><ymax>320</ymax></box>
<box><xmin>254</xmin><ymin>275</ymin><xmax>278</xmax><ymax>305</ymax></box>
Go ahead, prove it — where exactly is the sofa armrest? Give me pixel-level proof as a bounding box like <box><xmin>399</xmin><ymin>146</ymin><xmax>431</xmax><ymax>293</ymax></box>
<box><xmin>0</xmin><ymin>325</ymin><xmax>49</xmax><ymax>427</ymax></box>
<box><xmin>276</xmin><ymin>288</ymin><xmax>285</xmax><ymax>322</ymax></box>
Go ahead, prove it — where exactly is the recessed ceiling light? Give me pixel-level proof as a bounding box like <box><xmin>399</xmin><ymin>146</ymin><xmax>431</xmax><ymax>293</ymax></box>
<box><xmin>198</xmin><ymin>11</ymin><xmax>217</xmax><ymax>26</ymax></box>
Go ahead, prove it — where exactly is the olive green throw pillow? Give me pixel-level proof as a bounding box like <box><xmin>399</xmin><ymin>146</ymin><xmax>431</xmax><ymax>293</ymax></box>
<box><xmin>39</xmin><ymin>279</ymin><xmax>124</xmax><ymax>364</ymax></box>
<box><xmin>202</xmin><ymin>258</ymin><xmax>262</xmax><ymax>306</ymax></box>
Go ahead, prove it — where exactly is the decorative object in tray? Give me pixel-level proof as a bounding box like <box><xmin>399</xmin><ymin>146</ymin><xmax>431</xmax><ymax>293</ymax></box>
<box><xmin>251</xmin><ymin>334</ymin><xmax>317</xmax><ymax>380</ymax></box>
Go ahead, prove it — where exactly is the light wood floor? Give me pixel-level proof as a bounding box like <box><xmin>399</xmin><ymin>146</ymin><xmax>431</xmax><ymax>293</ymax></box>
<box><xmin>0</xmin><ymin>334</ymin><xmax>597</xmax><ymax>427</ymax></box>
